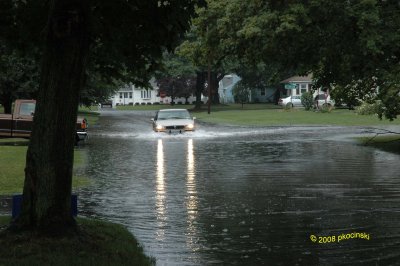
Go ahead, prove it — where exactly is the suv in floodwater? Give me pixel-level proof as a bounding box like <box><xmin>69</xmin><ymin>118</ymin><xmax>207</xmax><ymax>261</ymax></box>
<box><xmin>151</xmin><ymin>109</ymin><xmax>196</xmax><ymax>134</ymax></box>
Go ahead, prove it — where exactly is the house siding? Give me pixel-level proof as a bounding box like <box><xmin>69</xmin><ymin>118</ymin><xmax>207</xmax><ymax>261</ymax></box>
<box><xmin>280</xmin><ymin>74</ymin><xmax>313</xmax><ymax>98</ymax></box>
<box><xmin>218</xmin><ymin>74</ymin><xmax>278</xmax><ymax>103</ymax></box>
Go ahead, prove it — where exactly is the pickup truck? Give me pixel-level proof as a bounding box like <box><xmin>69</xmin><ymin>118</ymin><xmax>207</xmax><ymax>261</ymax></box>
<box><xmin>0</xmin><ymin>99</ymin><xmax>88</xmax><ymax>143</ymax></box>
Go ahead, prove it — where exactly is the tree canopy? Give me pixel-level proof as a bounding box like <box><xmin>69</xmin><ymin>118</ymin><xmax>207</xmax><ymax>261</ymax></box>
<box><xmin>0</xmin><ymin>45</ymin><xmax>39</xmax><ymax>113</ymax></box>
<box><xmin>188</xmin><ymin>0</ymin><xmax>400</xmax><ymax>118</ymax></box>
<box><xmin>155</xmin><ymin>52</ymin><xmax>197</xmax><ymax>104</ymax></box>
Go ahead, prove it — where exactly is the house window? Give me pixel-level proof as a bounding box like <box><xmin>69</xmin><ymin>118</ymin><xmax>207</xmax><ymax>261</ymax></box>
<box><xmin>129</xmin><ymin>92</ymin><xmax>132</xmax><ymax>99</ymax></box>
<box><xmin>141</xmin><ymin>90</ymin><xmax>151</xmax><ymax>99</ymax></box>
<box><xmin>119</xmin><ymin>93</ymin><xmax>123</xmax><ymax>99</ymax></box>
<box><xmin>260</xmin><ymin>88</ymin><xmax>265</xmax><ymax>96</ymax></box>
<box><xmin>301</xmin><ymin>84</ymin><xmax>307</xmax><ymax>94</ymax></box>
<box><xmin>124</xmin><ymin>92</ymin><xmax>128</xmax><ymax>98</ymax></box>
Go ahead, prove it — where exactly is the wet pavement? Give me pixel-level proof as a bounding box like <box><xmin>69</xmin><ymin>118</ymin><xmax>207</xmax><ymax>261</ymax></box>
<box><xmin>3</xmin><ymin>110</ymin><xmax>400</xmax><ymax>265</ymax></box>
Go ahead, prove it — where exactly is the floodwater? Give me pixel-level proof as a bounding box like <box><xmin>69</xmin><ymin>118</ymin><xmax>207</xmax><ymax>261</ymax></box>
<box><xmin>4</xmin><ymin>110</ymin><xmax>400</xmax><ymax>265</ymax></box>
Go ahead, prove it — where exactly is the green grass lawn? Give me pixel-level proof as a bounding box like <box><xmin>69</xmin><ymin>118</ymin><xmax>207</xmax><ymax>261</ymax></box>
<box><xmin>115</xmin><ymin>103</ymin><xmax>399</xmax><ymax>126</ymax></box>
<box><xmin>193</xmin><ymin>104</ymin><xmax>400</xmax><ymax>126</ymax></box>
<box><xmin>0</xmin><ymin>216</ymin><xmax>154</xmax><ymax>266</ymax></box>
<box><xmin>0</xmin><ymin>145</ymin><xmax>89</xmax><ymax>195</ymax></box>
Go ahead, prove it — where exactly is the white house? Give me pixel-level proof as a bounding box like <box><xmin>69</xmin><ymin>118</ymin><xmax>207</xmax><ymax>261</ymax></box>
<box><xmin>218</xmin><ymin>74</ymin><xmax>277</xmax><ymax>103</ymax></box>
<box><xmin>280</xmin><ymin>74</ymin><xmax>313</xmax><ymax>97</ymax></box>
<box><xmin>110</xmin><ymin>79</ymin><xmax>197</xmax><ymax>107</ymax></box>
<box><xmin>279</xmin><ymin>74</ymin><xmax>333</xmax><ymax>102</ymax></box>
<box><xmin>218</xmin><ymin>74</ymin><xmax>241</xmax><ymax>104</ymax></box>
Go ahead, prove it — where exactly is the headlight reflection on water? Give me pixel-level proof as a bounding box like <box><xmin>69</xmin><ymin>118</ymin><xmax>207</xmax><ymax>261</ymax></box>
<box><xmin>155</xmin><ymin>138</ymin><xmax>200</xmax><ymax>250</ymax></box>
<box><xmin>156</xmin><ymin>139</ymin><xmax>166</xmax><ymax>240</ymax></box>
<box><xmin>186</xmin><ymin>139</ymin><xmax>199</xmax><ymax>250</ymax></box>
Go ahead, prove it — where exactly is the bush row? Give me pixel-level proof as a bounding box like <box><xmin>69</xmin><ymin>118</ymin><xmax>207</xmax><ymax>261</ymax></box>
<box><xmin>355</xmin><ymin>101</ymin><xmax>383</xmax><ymax>115</ymax></box>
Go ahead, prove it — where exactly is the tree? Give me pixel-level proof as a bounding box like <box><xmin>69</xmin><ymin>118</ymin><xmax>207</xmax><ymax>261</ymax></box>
<box><xmin>233</xmin><ymin>80</ymin><xmax>250</xmax><ymax>107</ymax></box>
<box><xmin>205</xmin><ymin>0</ymin><xmax>400</xmax><ymax>119</ymax></box>
<box><xmin>2</xmin><ymin>0</ymin><xmax>196</xmax><ymax>234</ymax></box>
<box><xmin>178</xmin><ymin>0</ymin><xmax>297</xmax><ymax>108</ymax></box>
<box><xmin>0</xmin><ymin>1</ymin><xmax>120</xmax><ymax>113</ymax></box>
<box><xmin>157</xmin><ymin>76</ymin><xmax>196</xmax><ymax>104</ymax></box>
<box><xmin>301</xmin><ymin>91</ymin><xmax>314</xmax><ymax>111</ymax></box>
<box><xmin>330</xmin><ymin>77</ymin><xmax>379</xmax><ymax>110</ymax></box>
<box><xmin>0</xmin><ymin>2</ymin><xmax>41</xmax><ymax>113</ymax></box>
<box><xmin>178</xmin><ymin>1</ymin><xmax>236</xmax><ymax>107</ymax></box>
<box><xmin>156</xmin><ymin>52</ymin><xmax>197</xmax><ymax>104</ymax></box>
<box><xmin>0</xmin><ymin>46</ymin><xmax>39</xmax><ymax>113</ymax></box>
<box><xmin>79</xmin><ymin>68</ymin><xmax>124</xmax><ymax>107</ymax></box>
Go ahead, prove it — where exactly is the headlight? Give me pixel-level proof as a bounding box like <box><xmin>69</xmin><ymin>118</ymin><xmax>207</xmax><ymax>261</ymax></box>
<box><xmin>156</xmin><ymin>124</ymin><xmax>164</xmax><ymax>131</ymax></box>
<box><xmin>185</xmin><ymin>123</ymin><xmax>194</xmax><ymax>130</ymax></box>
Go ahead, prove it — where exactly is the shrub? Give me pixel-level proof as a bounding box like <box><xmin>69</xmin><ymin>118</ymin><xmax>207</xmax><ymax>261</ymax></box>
<box><xmin>355</xmin><ymin>101</ymin><xmax>382</xmax><ymax>115</ymax></box>
<box><xmin>284</xmin><ymin>102</ymin><xmax>293</xmax><ymax>110</ymax></box>
<box><xmin>319</xmin><ymin>103</ymin><xmax>333</xmax><ymax>113</ymax></box>
<box><xmin>141</xmin><ymin>102</ymin><xmax>146</xmax><ymax>105</ymax></box>
<box><xmin>146</xmin><ymin>102</ymin><xmax>152</xmax><ymax>105</ymax></box>
<box><xmin>301</xmin><ymin>91</ymin><xmax>314</xmax><ymax>110</ymax></box>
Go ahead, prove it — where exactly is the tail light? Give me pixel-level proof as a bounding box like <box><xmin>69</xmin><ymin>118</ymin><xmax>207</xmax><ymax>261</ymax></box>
<box><xmin>81</xmin><ymin>119</ymin><xmax>87</xmax><ymax>129</ymax></box>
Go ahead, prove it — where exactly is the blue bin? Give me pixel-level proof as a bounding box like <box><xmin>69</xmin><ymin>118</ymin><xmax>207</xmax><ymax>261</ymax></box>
<box><xmin>12</xmin><ymin>194</ymin><xmax>78</xmax><ymax>218</ymax></box>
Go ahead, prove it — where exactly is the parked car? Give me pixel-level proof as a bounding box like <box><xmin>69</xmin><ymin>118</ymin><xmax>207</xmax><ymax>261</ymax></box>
<box><xmin>314</xmin><ymin>94</ymin><xmax>335</xmax><ymax>109</ymax></box>
<box><xmin>0</xmin><ymin>99</ymin><xmax>88</xmax><ymax>144</ymax></box>
<box><xmin>100</xmin><ymin>101</ymin><xmax>113</xmax><ymax>108</ymax></box>
<box><xmin>151</xmin><ymin>109</ymin><xmax>195</xmax><ymax>133</ymax></box>
<box><xmin>278</xmin><ymin>95</ymin><xmax>302</xmax><ymax>108</ymax></box>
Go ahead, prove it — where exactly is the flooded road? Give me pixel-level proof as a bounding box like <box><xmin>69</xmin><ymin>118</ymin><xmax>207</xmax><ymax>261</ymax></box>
<box><xmin>73</xmin><ymin>111</ymin><xmax>400</xmax><ymax>265</ymax></box>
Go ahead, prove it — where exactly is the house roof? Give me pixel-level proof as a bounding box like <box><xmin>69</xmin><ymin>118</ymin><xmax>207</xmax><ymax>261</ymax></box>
<box><xmin>280</xmin><ymin>74</ymin><xmax>313</xmax><ymax>83</ymax></box>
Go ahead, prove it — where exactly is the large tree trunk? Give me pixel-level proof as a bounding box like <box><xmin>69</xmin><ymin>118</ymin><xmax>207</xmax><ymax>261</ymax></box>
<box><xmin>13</xmin><ymin>0</ymin><xmax>89</xmax><ymax>234</ymax></box>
